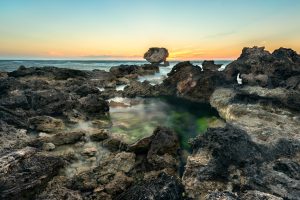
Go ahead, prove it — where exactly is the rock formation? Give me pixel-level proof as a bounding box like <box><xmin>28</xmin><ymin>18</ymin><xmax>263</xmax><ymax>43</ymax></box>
<box><xmin>144</xmin><ymin>47</ymin><xmax>169</xmax><ymax>65</ymax></box>
<box><xmin>224</xmin><ymin>46</ymin><xmax>300</xmax><ymax>88</ymax></box>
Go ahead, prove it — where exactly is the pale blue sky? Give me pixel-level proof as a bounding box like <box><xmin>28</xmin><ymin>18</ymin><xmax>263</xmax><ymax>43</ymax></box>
<box><xmin>0</xmin><ymin>0</ymin><xmax>299</xmax><ymax>59</ymax></box>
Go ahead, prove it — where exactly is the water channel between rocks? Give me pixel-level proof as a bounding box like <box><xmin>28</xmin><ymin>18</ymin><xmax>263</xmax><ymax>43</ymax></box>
<box><xmin>53</xmin><ymin>96</ymin><xmax>223</xmax><ymax>177</ymax></box>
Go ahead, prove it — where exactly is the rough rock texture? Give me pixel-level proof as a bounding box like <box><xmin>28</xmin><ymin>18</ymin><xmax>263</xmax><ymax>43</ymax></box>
<box><xmin>127</xmin><ymin>127</ymin><xmax>180</xmax><ymax>173</ymax></box>
<box><xmin>210</xmin><ymin>87</ymin><xmax>300</xmax><ymax>142</ymax></box>
<box><xmin>202</xmin><ymin>60</ymin><xmax>222</xmax><ymax>71</ymax></box>
<box><xmin>144</xmin><ymin>47</ymin><xmax>169</xmax><ymax>65</ymax></box>
<box><xmin>89</xmin><ymin>129</ymin><xmax>109</xmax><ymax>141</ymax></box>
<box><xmin>0</xmin><ymin>147</ymin><xmax>64</xmax><ymax>199</ymax></box>
<box><xmin>0</xmin><ymin>120</ymin><xmax>31</xmax><ymax>155</ymax></box>
<box><xmin>224</xmin><ymin>46</ymin><xmax>300</xmax><ymax>88</ymax></box>
<box><xmin>205</xmin><ymin>191</ymin><xmax>239</xmax><ymax>200</ymax></box>
<box><xmin>29</xmin><ymin>115</ymin><xmax>65</xmax><ymax>133</ymax></box>
<box><xmin>8</xmin><ymin>66</ymin><xmax>89</xmax><ymax>80</ymax></box>
<box><xmin>78</xmin><ymin>94</ymin><xmax>109</xmax><ymax>115</ymax></box>
<box><xmin>161</xmin><ymin>61</ymin><xmax>226</xmax><ymax>102</ymax></box>
<box><xmin>36</xmin><ymin>176</ymin><xmax>82</xmax><ymax>200</ymax></box>
<box><xmin>110</xmin><ymin>64</ymin><xmax>159</xmax><ymax>78</ymax></box>
<box><xmin>123</xmin><ymin>80</ymin><xmax>157</xmax><ymax>98</ymax></box>
<box><xmin>116</xmin><ymin>173</ymin><xmax>184</xmax><ymax>200</ymax></box>
<box><xmin>32</xmin><ymin>131</ymin><xmax>85</xmax><ymax>147</ymax></box>
<box><xmin>69</xmin><ymin>152</ymin><xmax>136</xmax><ymax>199</ymax></box>
<box><xmin>183</xmin><ymin>125</ymin><xmax>300</xmax><ymax>199</ymax></box>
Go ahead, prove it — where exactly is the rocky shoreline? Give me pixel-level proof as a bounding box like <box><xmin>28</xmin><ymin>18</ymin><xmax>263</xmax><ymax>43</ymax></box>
<box><xmin>0</xmin><ymin>46</ymin><xmax>299</xmax><ymax>200</ymax></box>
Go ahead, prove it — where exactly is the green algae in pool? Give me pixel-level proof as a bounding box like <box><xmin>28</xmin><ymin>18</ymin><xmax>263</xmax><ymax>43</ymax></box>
<box><xmin>108</xmin><ymin>97</ymin><xmax>223</xmax><ymax>150</ymax></box>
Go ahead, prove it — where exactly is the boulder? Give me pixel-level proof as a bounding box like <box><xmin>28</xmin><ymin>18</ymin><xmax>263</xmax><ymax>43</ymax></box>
<box><xmin>78</xmin><ymin>94</ymin><xmax>109</xmax><ymax>115</ymax></box>
<box><xmin>144</xmin><ymin>47</ymin><xmax>169</xmax><ymax>65</ymax></box>
<box><xmin>128</xmin><ymin>127</ymin><xmax>180</xmax><ymax>172</ymax></box>
<box><xmin>162</xmin><ymin>61</ymin><xmax>226</xmax><ymax>102</ymax></box>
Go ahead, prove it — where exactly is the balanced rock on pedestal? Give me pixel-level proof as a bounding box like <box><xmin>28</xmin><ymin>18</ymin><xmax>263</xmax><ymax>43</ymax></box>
<box><xmin>144</xmin><ymin>47</ymin><xmax>169</xmax><ymax>66</ymax></box>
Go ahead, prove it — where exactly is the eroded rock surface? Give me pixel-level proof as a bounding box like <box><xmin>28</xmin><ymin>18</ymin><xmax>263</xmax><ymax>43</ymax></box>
<box><xmin>0</xmin><ymin>147</ymin><xmax>64</xmax><ymax>199</ymax></box>
<box><xmin>183</xmin><ymin>125</ymin><xmax>300</xmax><ymax>199</ymax></box>
<box><xmin>144</xmin><ymin>47</ymin><xmax>169</xmax><ymax>65</ymax></box>
<box><xmin>224</xmin><ymin>46</ymin><xmax>300</xmax><ymax>88</ymax></box>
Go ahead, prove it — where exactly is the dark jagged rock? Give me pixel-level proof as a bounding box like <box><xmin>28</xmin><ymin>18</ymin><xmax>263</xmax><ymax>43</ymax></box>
<box><xmin>8</xmin><ymin>66</ymin><xmax>89</xmax><ymax>80</ymax></box>
<box><xmin>116</xmin><ymin>173</ymin><xmax>184</xmax><ymax>200</ymax></box>
<box><xmin>127</xmin><ymin>127</ymin><xmax>180</xmax><ymax>171</ymax></box>
<box><xmin>123</xmin><ymin>80</ymin><xmax>156</xmax><ymax>98</ymax></box>
<box><xmin>0</xmin><ymin>147</ymin><xmax>64</xmax><ymax>199</ymax></box>
<box><xmin>27</xmin><ymin>89</ymin><xmax>77</xmax><ymax>116</ymax></box>
<box><xmin>162</xmin><ymin>61</ymin><xmax>226</xmax><ymax>102</ymax></box>
<box><xmin>0</xmin><ymin>105</ymin><xmax>28</xmax><ymax>128</ymax></box>
<box><xmin>146</xmin><ymin>127</ymin><xmax>179</xmax><ymax>159</ymax></box>
<box><xmin>0</xmin><ymin>77</ymin><xmax>22</xmax><ymax>96</ymax></box>
<box><xmin>224</xmin><ymin>46</ymin><xmax>300</xmax><ymax>88</ymax></box>
<box><xmin>110</xmin><ymin>64</ymin><xmax>159</xmax><ymax>78</ymax></box>
<box><xmin>202</xmin><ymin>60</ymin><xmax>222</xmax><ymax>71</ymax></box>
<box><xmin>78</xmin><ymin>94</ymin><xmax>109</xmax><ymax>115</ymax></box>
<box><xmin>183</xmin><ymin>124</ymin><xmax>300</xmax><ymax>199</ymax></box>
<box><xmin>144</xmin><ymin>47</ymin><xmax>169</xmax><ymax>65</ymax></box>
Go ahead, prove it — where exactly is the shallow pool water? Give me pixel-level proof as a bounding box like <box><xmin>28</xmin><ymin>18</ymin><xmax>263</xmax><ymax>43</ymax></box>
<box><xmin>109</xmin><ymin>97</ymin><xmax>224</xmax><ymax>150</ymax></box>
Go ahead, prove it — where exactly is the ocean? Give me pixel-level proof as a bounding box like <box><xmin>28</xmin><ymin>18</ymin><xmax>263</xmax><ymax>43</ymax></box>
<box><xmin>0</xmin><ymin>60</ymin><xmax>232</xmax><ymax>84</ymax></box>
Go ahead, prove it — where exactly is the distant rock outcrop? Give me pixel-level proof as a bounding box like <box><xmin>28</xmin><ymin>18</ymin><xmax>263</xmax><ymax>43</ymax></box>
<box><xmin>224</xmin><ymin>46</ymin><xmax>300</xmax><ymax>88</ymax></box>
<box><xmin>202</xmin><ymin>60</ymin><xmax>222</xmax><ymax>71</ymax></box>
<box><xmin>144</xmin><ymin>47</ymin><xmax>169</xmax><ymax>65</ymax></box>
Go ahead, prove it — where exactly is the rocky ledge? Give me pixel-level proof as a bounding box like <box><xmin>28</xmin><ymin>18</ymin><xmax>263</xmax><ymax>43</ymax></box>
<box><xmin>0</xmin><ymin>46</ymin><xmax>299</xmax><ymax>200</ymax></box>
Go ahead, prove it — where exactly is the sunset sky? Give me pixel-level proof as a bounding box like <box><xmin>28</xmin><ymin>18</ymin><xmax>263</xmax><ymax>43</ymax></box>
<box><xmin>0</xmin><ymin>0</ymin><xmax>299</xmax><ymax>60</ymax></box>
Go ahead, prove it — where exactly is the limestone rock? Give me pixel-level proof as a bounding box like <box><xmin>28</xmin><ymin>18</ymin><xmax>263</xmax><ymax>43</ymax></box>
<box><xmin>144</xmin><ymin>47</ymin><xmax>169</xmax><ymax>65</ymax></box>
